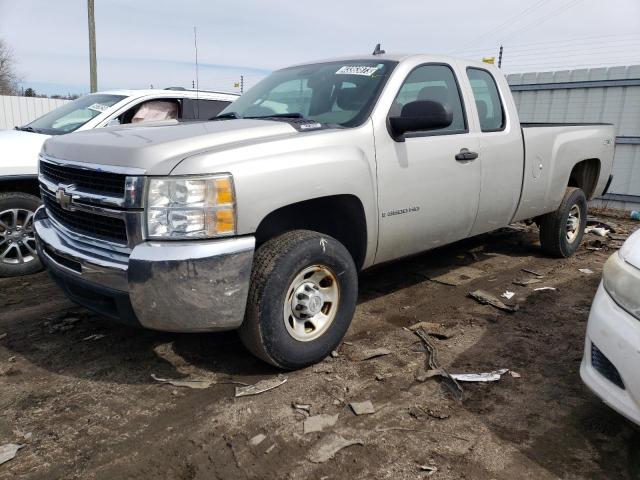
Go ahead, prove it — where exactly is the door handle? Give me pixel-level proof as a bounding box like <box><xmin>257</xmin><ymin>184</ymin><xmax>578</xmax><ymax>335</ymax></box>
<box><xmin>455</xmin><ymin>148</ymin><xmax>478</xmax><ymax>161</ymax></box>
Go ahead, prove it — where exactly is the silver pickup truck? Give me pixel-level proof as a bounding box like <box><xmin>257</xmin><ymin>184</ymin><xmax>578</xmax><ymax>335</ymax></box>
<box><xmin>33</xmin><ymin>53</ymin><xmax>615</xmax><ymax>368</ymax></box>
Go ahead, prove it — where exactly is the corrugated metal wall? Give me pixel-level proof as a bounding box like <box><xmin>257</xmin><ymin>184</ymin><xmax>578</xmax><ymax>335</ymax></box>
<box><xmin>507</xmin><ymin>65</ymin><xmax>640</xmax><ymax>210</ymax></box>
<box><xmin>0</xmin><ymin>95</ymin><xmax>70</xmax><ymax>130</ymax></box>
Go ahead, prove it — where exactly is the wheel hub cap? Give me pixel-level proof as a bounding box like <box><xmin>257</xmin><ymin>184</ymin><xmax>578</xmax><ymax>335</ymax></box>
<box><xmin>0</xmin><ymin>208</ymin><xmax>38</xmax><ymax>266</ymax></box>
<box><xmin>284</xmin><ymin>265</ymin><xmax>340</xmax><ymax>342</ymax></box>
<box><xmin>566</xmin><ymin>204</ymin><xmax>581</xmax><ymax>243</ymax></box>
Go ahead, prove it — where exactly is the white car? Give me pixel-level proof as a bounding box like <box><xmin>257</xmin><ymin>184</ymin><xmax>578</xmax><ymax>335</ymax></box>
<box><xmin>581</xmin><ymin>228</ymin><xmax>640</xmax><ymax>425</ymax></box>
<box><xmin>0</xmin><ymin>88</ymin><xmax>238</xmax><ymax>277</ymax></box>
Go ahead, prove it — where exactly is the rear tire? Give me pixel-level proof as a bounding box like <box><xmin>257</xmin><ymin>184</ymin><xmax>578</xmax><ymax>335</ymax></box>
<box><xmin>239</xmin><ymin>230</ymin><xmax>358</xmax><ymax>369</ymax></box>
<box><xmin>539</xmin><ymin>187</ymin><xmax>587</xmax><ymax>258</ymax></box>
<box><xmin>0</xmin><ymin>192</ymin><xmax>43</xmax><ymax>278</ymax></box>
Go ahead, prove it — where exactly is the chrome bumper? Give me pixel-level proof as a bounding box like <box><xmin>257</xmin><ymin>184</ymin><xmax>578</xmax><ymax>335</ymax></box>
<box><xmin>34</xmin><ymin>207</ymin><xmax>255</xmax><ymax>332</ymax></box>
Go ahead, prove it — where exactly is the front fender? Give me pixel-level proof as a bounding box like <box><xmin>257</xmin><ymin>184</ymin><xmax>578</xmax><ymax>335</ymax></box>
<box><xmin>171</xmin><ymin>124</ymin><xmax>378</xmax><ymax>267</ymax></box>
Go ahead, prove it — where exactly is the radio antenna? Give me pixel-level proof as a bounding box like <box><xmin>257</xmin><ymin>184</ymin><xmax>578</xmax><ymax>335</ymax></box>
<box><xmin>372</xmin><ymin>43</ymin><xmax>385</xmax><ymax>55</ymax></box>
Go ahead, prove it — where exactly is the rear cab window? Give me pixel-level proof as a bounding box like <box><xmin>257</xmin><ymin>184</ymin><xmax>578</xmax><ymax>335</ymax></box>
<box><xmin>466</xmin><ymin>68</ymin><xmax>505</xmax><ymax>132</ymax></box>
<box><xmin>391</xmin><ymin>64</ymin><xmax>467</xmax><ymax>135</ymax></box>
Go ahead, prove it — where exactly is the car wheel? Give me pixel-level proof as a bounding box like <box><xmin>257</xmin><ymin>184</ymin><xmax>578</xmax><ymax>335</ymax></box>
<box><xmin>539</xmin><ymin>187</ymin><xmax>587</xmax><ymax>258</ymax></box>
<box><xmin>0</xmin><ymin>192</ymin><xmax>43</xmax><ymax>278</ymax></box>
<box><xmin>239</xmin><ymin>230</ymin><xmax>358</xmax><ymax>369</ymax></box>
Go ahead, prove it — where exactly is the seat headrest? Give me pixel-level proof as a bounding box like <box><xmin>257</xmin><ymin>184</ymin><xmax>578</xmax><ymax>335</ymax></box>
<box><xmin>336</xmin><ymin>86</ymin><xmax>368</xmax><ymax>111</ymax></box>
<box><xmin>417</xmin><ymin>86</ymin><xmax>450</xmax><ymax>106</ymax></box>
<box><xmin>475</xmin><ymin>100</ymin><xmax>488</xmax><ymax>122</ymax></box>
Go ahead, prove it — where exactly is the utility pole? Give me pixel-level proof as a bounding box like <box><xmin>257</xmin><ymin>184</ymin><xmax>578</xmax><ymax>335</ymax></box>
<box><xmin>88</xmin><ymin>0</ymin><xmax>97</xmax><ymax>92</ymax></box>
<box><xmin>240</xmin><ymin>75</ymin><xmax>244</xmax><ymax>94</ymax></box>
<box><xmin>498</xmin><ymin>45</ymin><xmax>503</xmax><ymax>69</ymax></box>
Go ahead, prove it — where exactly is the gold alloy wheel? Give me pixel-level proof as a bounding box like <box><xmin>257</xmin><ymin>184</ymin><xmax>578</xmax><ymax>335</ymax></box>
<box><xmin>283</xmin><ymin>265</ymin><xmax>340</xmax><ymax>342</ymax></box>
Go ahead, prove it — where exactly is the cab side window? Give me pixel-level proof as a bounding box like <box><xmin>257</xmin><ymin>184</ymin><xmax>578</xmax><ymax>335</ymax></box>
<box><xmin>182</xmin><ymin>99</ymin><xmax>231</xmax><ymax>120</ymax></box>
<box><xmin>466</xmin><ymin>68</ymin><xmax>505</xmax><ymax>131</ymax></box>
<box><xmin>392</xmin><ymin>64</ymin><xmax>467</xmax><ymax>135</ymax></box>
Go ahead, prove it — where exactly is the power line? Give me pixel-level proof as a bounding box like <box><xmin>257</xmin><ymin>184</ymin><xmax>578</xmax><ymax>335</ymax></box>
<box><xmin>450</xmin><ymin>0</ymin><xmax>553</xmax><ymax>53</ymax></box>
<box><xmin>499</xmin><ymin>0</ymin><xmax>585</xmax><ymax>43</ymax></box>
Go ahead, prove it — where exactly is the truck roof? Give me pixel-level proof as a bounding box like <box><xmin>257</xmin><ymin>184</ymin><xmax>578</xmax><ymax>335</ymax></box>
<box><xmin>286</xmin><ymin>53</ymin><xmax>498</xmax><ymax>71</ymax></box>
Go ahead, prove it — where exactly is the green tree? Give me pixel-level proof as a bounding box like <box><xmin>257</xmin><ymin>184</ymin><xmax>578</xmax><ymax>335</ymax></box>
<box><xmin>24</xmin><ymin>87</ymin><xmax>36</xmax><ymax>97</ymax></box>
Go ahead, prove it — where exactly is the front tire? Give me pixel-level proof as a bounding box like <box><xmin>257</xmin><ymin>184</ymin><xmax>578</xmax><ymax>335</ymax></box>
<box><xmin>539</xmin><ymin>187</ymin><xmax>587</xmax><ymax>258</ymax></box>
<box><xmin>0</xmin><ymin>192</ymin><xmax>43</xmax><ymax>278</ymax></box>
<box><xmin>239</xmin><ymin>230</ymin><xmax>358</xmax><ymax>369</ymax></box>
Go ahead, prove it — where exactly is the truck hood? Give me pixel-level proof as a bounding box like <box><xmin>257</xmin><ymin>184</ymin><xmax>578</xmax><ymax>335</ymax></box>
<box><xmin>620</xmin><ymin>228</ymin><xmax>640</xmax><ymax>270</ymax></box>
<box><xmin>41</xmin><ymin>119</ymin><xmax>303</xmax><ymax>175</ymax></box>
<box><xmin>0</xmin><ymin>129</ymin><xmax>51</xmax><ymax>176</ymax></box>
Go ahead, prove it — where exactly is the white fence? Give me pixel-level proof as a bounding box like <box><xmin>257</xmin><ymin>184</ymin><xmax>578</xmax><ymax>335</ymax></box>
<box><xmin>507</xmin><ymin>65</ymin><xmax>640</xmax><ymax>210</ymax></box>
<box><xmin>0</xmin><ymin>95</ymin><xmax>70</xmax><ymax>130</ymax></box>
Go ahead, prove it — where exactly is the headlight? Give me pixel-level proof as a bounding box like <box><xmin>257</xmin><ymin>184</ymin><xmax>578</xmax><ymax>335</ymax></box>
<box><xmin>603</xmin><ymin>252</ymin><xmax>640</xmax><ymax>320</ymax></box>
<box><xmin>146</xmin><ymin>174</ymin><xmax>236</xmax><ymax>239</ymax></box>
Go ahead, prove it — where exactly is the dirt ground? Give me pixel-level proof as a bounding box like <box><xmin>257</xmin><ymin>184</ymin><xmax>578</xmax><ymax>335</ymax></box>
<box><xmin>1</xmin><ymin>214</ymin><xmax>639</xmax><ymax>480</ymax></box>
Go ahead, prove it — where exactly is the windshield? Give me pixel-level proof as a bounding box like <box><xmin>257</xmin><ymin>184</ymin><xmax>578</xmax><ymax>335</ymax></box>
<box><xmin>24</xmin><ymin>94</ymin><xmax>126</xmax><ymax>135</ymax></box>
<box><xmin>218</xmin><ymin>60</ymin><xmax>397</xmax><ymax>127</ymax></box>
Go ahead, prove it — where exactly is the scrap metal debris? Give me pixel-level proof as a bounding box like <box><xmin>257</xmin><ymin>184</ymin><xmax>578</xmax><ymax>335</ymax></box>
<box><xmin>349</xmin><ymin>401</ymin><xmax>375</xmax><ymax>415</ymax></box>
<box><xmin>521</xmin><ymin>268</ymin><xmax>544</xmax><ymax>277</ymax></box>
<box><xmin>0</xmin><ymin>443</ymin><xmax>24</xmax><ymax>465</ymax></box>
<box><xmin>408</xmin><ymin>321</ymin><xmax>455</xmax><ymax>339</ymax></box>
<box><xmin>509</xmin><ymin>371</ymin><xmax>522</xmax><ymax>378</ymax></box>
<box><xmin>534</xmin><ymin>287</ymin><xmax>557</xmax><ymax>292</ymax></box>
<box><xmin>356</xmin><ymin>347</ymin><xmax>392</xmax><ymax>361</ymax></box>
<box><xmin>420</xmin><ymin>464</ymin><xmax>438</xmax><ymax>475</ymax></box>
<box><xmin>292</xmin><ymin>402</ymin><xmax>312</xmax><ymax>415</ymax></box>
<box><xmin>307</xmin><ymin>434</ymin><xmax>363</xmax><ymax>463</ymax></box>
<box><xmin>451</xmin><ymin>368</ymin><xmax>509</xmax><ymax>382</ymax></box>
<box><xmin>264</xmin><ymin>443</ymin><xmax>276</xmax><ymax>454</ymax></box>
<box><xmin>235</xmin><ymin>375</ymin><xmax>287</xmax><ymax>397</ymax></box>
<box><xmin>513</xmin><ymin>278</ymin><xmax>542</xmax><ymax>286</ymax></box>
<box><xmin>585</xmin><ymin>226</ymin><xmax>609</xmax><ymax>237</ymax></box>
<box><xmin>413</xmin><ymin>328</ymin><xmax>463</xmax><ymax>402</ymax></box>
<box><xmin>151</xmin><ymin>373</ymin><xmax>213</xmax><ymax>389</ymax></box>
<box><xmin>609</xmin><ymin>233</ymin><xmax>629</xmax><ymax>242</ymax></box>
<box><xmin>249</xmin><ymin>433</ymin><xmax>266</xmax><ymax>446</ymax></box>
<box><xmin>468</xmin><ymin>290</ymin><xmax>518</xmax><ymax>313</ymax></box>
<box><xmin>501</xmin><ymin>290</ymin><xmax>515</xmax><ymax>300</ymax></box>
<box><xmin>83</xmin><ymin>334</ymin><xmax>106</xmax><ymax>341</ymax></box>
<box><xmin>578</xmin><ymin>268</ymin><xmax>594</xmax><ymax>274</ymax></box>
<box><xmin>419</xmin><ymin>265</ymin><xmax>485</xmax><ymax>286</ymax></box>
<box><xmin>304</xmin><ymin>414</ymin><xmax>339</xmax><ymax>433</ymax></box>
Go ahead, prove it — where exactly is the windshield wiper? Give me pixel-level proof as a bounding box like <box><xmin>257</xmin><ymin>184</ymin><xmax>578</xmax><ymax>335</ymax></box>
<box><xmin>15</xmin><ymin>125</ymin><xmax>40</xmax><ymax>133</ymax></box>
<box><xmin>212</xmin><ymin>112</ymin><xmax>242</xmax><ymax>120</ymax></box>
<box><xmin>247</xmin><ymin>113</ymin><xmax>305</xmax><ymax>120</ymax></box>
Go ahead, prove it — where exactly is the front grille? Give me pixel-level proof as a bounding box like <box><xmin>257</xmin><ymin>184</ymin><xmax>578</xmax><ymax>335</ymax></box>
<box><xmin>43</xmin><ymin>194</ymin><xmax>127</xmax><ymax>244</ymax></box>
<box><xmin>40</xmin><ymin>160</ymin><xmax>127</xmax><ymax>196</ymax></box>
<box><xmin>592</xmin><ymin>343</ymin><xmax>625</xmax><ymax>390</ymax></box>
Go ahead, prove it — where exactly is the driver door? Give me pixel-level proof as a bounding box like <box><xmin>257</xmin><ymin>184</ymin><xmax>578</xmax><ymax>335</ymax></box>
<box><xmin>374</xmin><ymin>63</ymin><xmax>481</xmax><ymax>263</ymax></box>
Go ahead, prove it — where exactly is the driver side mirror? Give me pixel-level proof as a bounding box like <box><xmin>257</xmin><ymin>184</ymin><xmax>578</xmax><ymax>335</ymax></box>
<box><xmin>388</xmin><ymin>100</ymin><xmax>453</xmax><ymax>141</ymax></box>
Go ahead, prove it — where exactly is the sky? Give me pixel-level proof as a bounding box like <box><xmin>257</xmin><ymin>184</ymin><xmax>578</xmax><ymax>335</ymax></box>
<box><xmin>1</xmin><ymin>0</ymin><xmax>639</xmax><ymax>96</ymax></box>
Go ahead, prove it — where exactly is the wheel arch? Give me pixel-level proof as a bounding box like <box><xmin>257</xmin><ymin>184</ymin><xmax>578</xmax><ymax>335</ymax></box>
<box><xmin>0</xmin><ymin>175</ymin><xmax>40</xmax><ymax>197</ymax></box>
<box><xmin>568</xmin><ymin>158</ymin><xmax>601</xmax><ymax>199</ymax></box>
<box><xmin>254</xmin><ymin>194</ymin><xmax>368</xmax><ymax>270</ymax></box>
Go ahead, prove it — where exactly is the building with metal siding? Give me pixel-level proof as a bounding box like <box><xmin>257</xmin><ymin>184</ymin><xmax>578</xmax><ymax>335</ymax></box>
<box><xmin>0</xmin><ymin>95</ymin><xmax>70</xmax><ymax>130</ymax></box>
<box><xmin>507</xmin><ymin>65</ymin><xmax>640</xmax><ymax>210</ymax></box>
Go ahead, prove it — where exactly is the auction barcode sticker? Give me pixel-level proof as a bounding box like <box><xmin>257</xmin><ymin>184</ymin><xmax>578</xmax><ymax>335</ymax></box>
<box><xmin>336</xmin><ymin>65</ymin><xmax>380</xmax><ymax>76</ymax></box>
<box><xmin>87</xmin><ymin>103</ymin><xmax>109</xmax><ymax>113</ymax></box>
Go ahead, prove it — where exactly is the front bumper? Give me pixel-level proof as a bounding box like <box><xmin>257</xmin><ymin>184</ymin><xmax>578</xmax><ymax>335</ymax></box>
<box><xmin>34</xmin><ymin>207</ymin><xmax>255</xmax><ymax>332</ymax></box>
<box><xmin>580</xmin><ymin>282</ymin><xmax>640</xmax><ymax>426</ymax></box>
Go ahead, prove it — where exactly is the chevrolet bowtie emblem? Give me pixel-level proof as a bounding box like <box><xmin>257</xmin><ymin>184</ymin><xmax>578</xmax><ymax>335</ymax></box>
<box><xmin>55</xmin><ymin>185</ymin><xmax>73</xmax><ymax>210</ymax></box>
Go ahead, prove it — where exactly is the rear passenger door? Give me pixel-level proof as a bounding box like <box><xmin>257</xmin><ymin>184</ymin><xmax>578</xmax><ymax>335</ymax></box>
<box><xmin>464</xmin><ymin>67</ymin><xmax>524</xmax><ymax>236</ymax></box>
<box><xmin>374</xmin><ymin>63</ymin><xmax>481</xmax><ymax>262</ymax></box>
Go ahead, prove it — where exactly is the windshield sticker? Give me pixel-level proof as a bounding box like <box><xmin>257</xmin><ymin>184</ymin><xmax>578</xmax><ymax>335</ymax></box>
<box><xmin>336</xmin><ymin>65</ymin><xmax>380</xmax><ymax>76</ymax></box>
<box><xmin>87</xmin><ymin>103</ymin><xmax>109</xmax><ymax>113</ymax></box>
